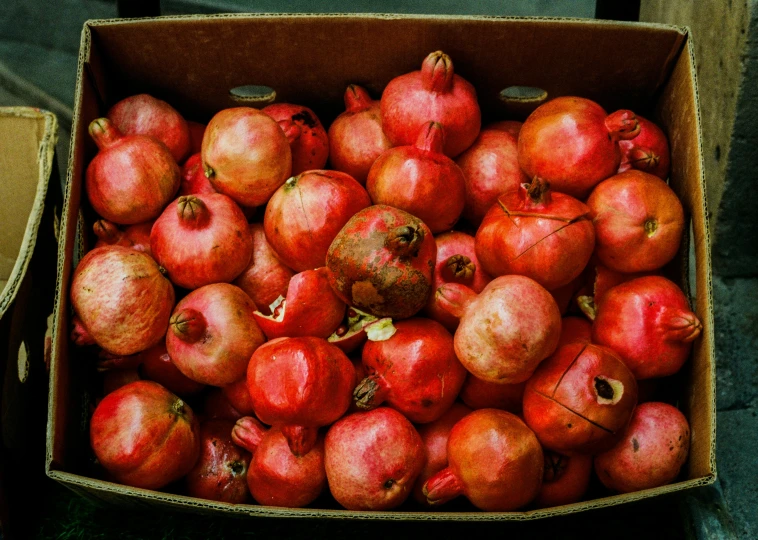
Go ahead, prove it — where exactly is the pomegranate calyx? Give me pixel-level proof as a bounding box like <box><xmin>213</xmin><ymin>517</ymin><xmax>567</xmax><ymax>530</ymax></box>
<box><xmin>421</xmin><ymin>51</ymin><xmax>454</xmax><ymax>93</ymax></box>
<box><xmin>435</xmin><ymin>283</ymin><xmax>477</xmax><ymax>319</ymax></box>
<box><xmin>441</xmin><ymin>254</ymin><xmax>476</xmax><ymax>283</ymax></box>
<box><xmin>345</xmin><ymin>84</ymin><xmax>373</xmax><ymax>112</ymax></box>
<box><xmin>176</xmin><ymin>196</ymin><xmax>210</xmax><ymax>228</ymax></box>
<box><xmin>93</xmin><ymin>219</ymin><xmax>122</xmax><ymax>244</ymax></box>
<box><xmin>353</xmin><ymin>374</ymin><xmax>385</xmax><ymax>410</ymax></box>
<box><xmin>88</xmin><ymin>118</ymin><xmax>122</xmax><ymax>150</ymax></box>
<box><xmin>170</xmin><ymin>308</ymin><xmax>206</xmax><ymax>343</ymax></box>
<box><xmin>661</xmin><ymin>307</ymin><xmax>703</xmax><ymax>343</ymax></box>
<box><xmin>644</xmin><ymin>218</ymin><xmax>659</xmax><ymax>237</ymax></box>
<box><xmin>71</xmin><ymin>316</ymin><xmax>95</xmax><ymax>346</ymax></box>
<box><xmin>281</xmin><ymin>424</ymin><xmax>318</xmax><ymax>457</ymax></box>
<box><xmin>522</xmin><ymin>177</ymin><xmax>552</xmax><ymax>207</ymax></box>
<box><xmin>629</xmin><ymin>147</ymin><xmax>660</xmax><ymax>171</ymax></box>
<box><xmin>605</xmin><ymin>109</ymin><xmax>641</xmax><ymax>141</ymax></box>
<box><xmin>278</xmin><ymin>118</ymin><xmax>303</xmax><ymax>144</ymax></box>
<box><xmin>365</xmin><ymin>318</ymin><xmax>396</xmax><ymax>341</ymax></box>
<box><xmin>423</xmin><ymin>467</ymin><xmax>463</xmax><ymax>506</ymax></box>
<box><xmin>232</xmin><ymin>416</ymin><xmax>267</xmax><ymax>454</ymax></box>
<box><xmin>543</xmin><ymin>452</ymin><xmax>569</xmax><ymax>483</ymax></box>
<box><xmin>386</xmin><ymin>225</ymin><xmax>425</xmax><ymax>258</ymax></box>
<box><xmin>415</xmin><ymin>121</ymin><xmax>446</xmax><ymax>154</ymax></box>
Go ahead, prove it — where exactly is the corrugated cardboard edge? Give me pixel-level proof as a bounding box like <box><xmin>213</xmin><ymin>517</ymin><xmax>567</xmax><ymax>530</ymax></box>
<box><xmin>0</xmin><ymin>107</ymin><xmax>58</xmax><ymax>319</ymax></box>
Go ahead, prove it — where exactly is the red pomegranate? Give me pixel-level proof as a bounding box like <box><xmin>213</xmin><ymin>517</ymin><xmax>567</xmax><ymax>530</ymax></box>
<box><xmin>587</xmin><ymin>170</ymin><xmax>684</xmax><ymax>273</ymax></box>
<box><xmin>423</xmin><ymin>409</ymin><xmax>543</xmax><ymax>510</ymax></box>
<box><xmin>247</xmin><ymin>337</ymin><xmax>354</xmax><ymax>456</ymax></box>
<box><xmin>101</xmin><ymin>368</ymin><xmax>141</xmax><ymax>396</ymax></box>
<box><xmin>518</xmin><ymin>97</ymin><xmax>640</xmax><ymax>199</ymax></box>
<box><xmin>85</xmin><ymin>118</ymin><xmax>180</xmax><ymax>225</ymax></box>
<box><xmin>367</xmin><ymin>122</ymin><xmax>466</xmax><ymax>233</ymax></box>
<box><xmin>107</xmin><ymin>93</ymin><xmax>191</xmax><ymax>163</ymax></box>
<box><xmin>459</xmin><ymin>376</ymin><xmax>526</xmax><ymax>413</ymax></box>
<box><xmin>455</xmin><ymin>121</ymin><xmax>528</xmax><ymax>224</ymax></box>
<box><xmin>523</xmin><ymin>342</ymin><xmax>638</xmax><ymax>454</ymax></box>
<box><xmin>186</xmin><ymin>419</ymin><xmax>251</xmax><ymax>503</ymax></box>
<box><xmin>201</xmin><ymin>107</ymin><xmax>292</xmax><ymax>207</ymax></box>
<box><xmin>90</xmin><ymin>380</ymin><xmax>200</xmax><ymax>489</ymax></box>
<box><xmin>93</xmin><ymin>219</ymin><xmax>153</xmax><ymax>256</ymax></box>
<box><xmin>231</xmin><ymin>415</ymin><xmax>268</xmax><ymax>453</ymax></box>
<box><xmin>264</xmin><ymin>170</ymin><xmax>371</xmax><ymax>271</ymax></box>
<box><xmin>324</xmin><ymin>407</ymin><xmax>425</xmax><ymax>510</ymax></box>
<box><xmin>180</xmin><ymin>153</ymin><xmax>216</xmax><ymax>196</ymax></box>
<box><xmin>166</xmin><ymin>283</ymin><xmax>265</xmax><ymax>386</ymax></box>
<box><xmin>328</xmin><ymin>84</ymin><xmax>392</xmax><ymax>184</ymax></box>
<box><xmin>202</xmin><ymin>388</ymin><xmax>244</xmax><ymax>421</ymax></box>
<box><xmin>71</xmin><ymin>246</ymin><xmax>174</xmax><ymax>356</ymax></box>
<box><xmin>618</xmin><ymin>115</ymin><xmax>670</xmax><ymax>179</ymax></box>
<box><xmin>354</xmin><ymin>318</ymin><xmax>466</xmax><ymax>423</ymax></box>
<box><xmin>475</xmin><ymin>177</ymin><xmax>595</xmax><ymax>291</ymax></box>
<box><xmin>592</xmin><ymin>276</ymin><xmax>702</xmax><ymax>379</ymax></box>
<box><xmin>222</xmin><ymin>377</ymin><xmax>255</xmax><ymax>416</ymax></box>
<box><xmin>595</xmin><ymin>402</ymin><xmax>690</xmax><ymax>492</ymax></box>
<box><xmin>186</xmin><ymin>121</ymin><xmax>206</xmax><ymax>155</ymax></box>
<box><xmin>534</xmin><ymin>451</ymin><xmax>593</xmax><ymax>508</ymax></box>
<box><xmin>424</xmin><ymin>231</ymin><xmax>492</xmax><ymax>331</ymax></box>
<box><xmin>436</xmin><ymin>275</ymin><xmax>561</xmax><ymax>384</ymax></box>
<box><xmin>556</xmin><ymin>316</ymin><xmax>592</xmax><ymax>349</ymax></box>
<box><xmin>150</xmin><ymin>193</ymin><xmax>253</xmax><ymax>289</ymax></box>
<box><xmin>326</xmin><ymin>205</ymin><xmax>436</xmax><ymax>319</ymax></box>
<box><xmin>233</xmin><ymin>223</ymin><xmax>294</xmax><ymax>315</ymax></box>
<box><xmin>381</xmin><ymin>50</ymin><xmax>481</xmax><ymax>157</ymax></box>
<box><xmin>262</xmin><ymin>103</ymin><xmax>329</xmax><ymax>175</ymax></box>
<box><xmin>549</xmin><ymin>274</ymin><xmax>587</xmax><ymax>315</ymax></box>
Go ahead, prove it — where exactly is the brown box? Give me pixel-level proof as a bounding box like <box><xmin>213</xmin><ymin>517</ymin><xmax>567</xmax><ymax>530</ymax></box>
<box><xmin>46</xmin><ymin>14</ymin><xmax>716</xmax><ymax>520</ymax></box>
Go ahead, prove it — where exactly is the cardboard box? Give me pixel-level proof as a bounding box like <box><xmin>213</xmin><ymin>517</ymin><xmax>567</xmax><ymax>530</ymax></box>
<box><xmin>46</xmin><ymin>14</ymin><xmax>716</xmax><ymax>520</ymax></box>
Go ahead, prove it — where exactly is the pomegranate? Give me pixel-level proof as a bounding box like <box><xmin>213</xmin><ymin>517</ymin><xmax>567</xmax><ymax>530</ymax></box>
<box><xmin>381</xmin><ymin>50</ymin><xmax>481</xmax><ymax>157</ymax></box>
<box><xmin>459</xmin><ymin>376</ymin><xmax>526</xmax><ymax>413</ymax></box>
<box><xmin>203</xmin><ymin>388</ymin><xmax>244</xmax><ymax>421</ymax></box>
<box><xmin>424</xmin><ymin>231</ymin><xmax>492</xmax><ymax>331</ymax></box>
<box><xmin>222</xmin><ymin>377</ymin><xmax>255</xmax><ymax>416</ymax></box>
<box><xmin>592</xmin><ymin>276</ymin><xmax>702</xmax><ymax>379</ymax></box>
<box><xmin>412</xmin><ymin>403</ymin><xmax>472</xmax><ymax>505</ymax></box>
<box><xmin>324</xmin><ymin>407</ymin><xmax>425</xmax><ymax>510</ymax></box>
<box><xmin>518</xmin><ymin>97</ymin><xmax>640</xmax><ymax>199</ymax></box>
<box><xmin>618</xmin><ymin>115</ymin><xmax>670</xmax><ymax>179</ymax></box>
<box><xmin>93</xmin><ymin>219</ymin><xmax>153</xmax><ymax>256</ymax></box>
<box><xmin>326</xmin><ymin>205</ymin><xmax>436</xmax><ymax>319</ymax></box>
<box><xmin>475</xmin><ymin>177</ymin><xmax>595</xmax><ymax>291</ymax></box>
<box><xmin>328</xmin><ymin>84</ymin><xmax>392</xmax><ymax>184</ymax></box>
<box><xmin>576</xmin><ymin>263</ymin><xmax>660</xmax><ymax>321</ymax></box>
<box><xmin>252</xmin><ymin>267</ymin><xmax>346</xmax><ymax>340</ymax></box>
<box><xmin>180</xmin><ymin>153</ymin><xmax>216</xmax><ymax>196</ymax></box>
<box><xmin>150</xmin><ymin>193</ymin><xmax>253</xmax><ymax>289</ymax></box>
<box><xmin>264</xmin><ymin>170</ymin><xmax>371</xmax><ymax>271</ymax></box>
<box><xmin>102</xmin><ymin>368</ymin><xmax>141</xmax><ymax>396</ymax></box>
<box><xmin>423</xmin><ymin>409</ymin><xmax>543</xmax><ymax>510</ymax></box>
<box><xmin>523</xmin><ymin>342</ymin><xmax>638</xmax><ymax>454</ymax></box>
<box><xmin>233</xmin><ymin>223</ymin><xmax>294</xmax><ymax>315</ymax></box>
<box><xmin>71</xmin><ymin>246</ymin><xmax>174</xmax><ymax>356</ymax></box>
<box><xmin>247</xmin><ymin>337</ymin><xmax>354</xmax><ymax>456</ymax></box>
<box><xmin>201</xmin><ymin>107</ymin><xmax>292</xmax><ymax>207</ymax></box>
<box><xmin>85</xmin><ymin>118</ymin><xmax>180</xmax><ymax>225</ymax></box>
<box><xmin>436</xmin><ymin>275</ymin><xmax>561</xmax><ymax>384</ymax></box>
<box><xmin>367</xmin><ymin>122</ymin><xmax>466</xmax><ymax>233</ymax></box>
<box><xmin>455</xmin><ymin>121</ymin><xmax>528</xmax><ymax>224</ymax></box>
<box><xmin>107</xmin><ymin>93</ymin><xmax>191</xmax><ymax>163</ymax></box>
<box><xmin>166</xmin><ymin>283</ymin><xmax>265</xmax><ymax>386</ymax></box>
<box><xmin>556</xmin><ymin>316</ymin><xmax>592</xmax><ymax>349</ymax></box>
<box><xmin>550</xmin><ymin>274</ymin><xmax>587</xmax><ymax>315</ymax></box>
<box><xmin>261</xmin><ymin>103</ymin><xmax>329</xmax><ymax>175</ymax></box>
<box><xmin>186</xmin><ymin>419</ymin><xmax>251</xmax><ymax>503</ymax></box>
<box><xmin>587</xmin><ymin>170</ymin><xmax>684</xmax><ymax>273</ymax></box>
<box><xmin>595</xmin><ymin>402</ymin><xmax>690</xmax><ymax>492</ymax></box>
<box><xmin>534</xmin><ymin>451</ymin><xmax>593</xmax><ymax>508</ymax></box>
<box><xmin>90</xmin><ymin>380</ymin><xmax>200</xmax><ymax>489</ymax></box>
<box><xmin>354</xmin><ymin>318</ymin><xmax>466</xmax><ymax>423</ymax></box>
<box><xmin>187</xmin><ymin>121</ymin><xmax>206</xmax><ymax>155</ymax></box>
<box><xmin>231</xmin><ymin>415</ymin><xmax>268</xmax><ymax>453</ymax></box>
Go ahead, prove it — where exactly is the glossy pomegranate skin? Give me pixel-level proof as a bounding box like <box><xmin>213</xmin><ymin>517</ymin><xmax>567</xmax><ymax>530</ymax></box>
<box><xmin>71</xmin><ymin>246</ymin><xmax>174</xmax><ymax>356</ymax></box>
<box><xmin>618</xmin><ymin>115</ymin><xmax>670</xmax><ymax>180</ymax></box>
<box><xmin>459</xmin><ymin>376</ymin><xmax>526</xmax><ymax>413</ymax></box>
<box><xmin>592</xmin><ymin>276</ymin><xmax>702</xmax><ymax>379</ymax></box>
<box><xmin>587</xmin><ymin>170</ymin><xmax>684</xmax><ymax>273</ymax></box>
<box><xmin>264</xmin><ymin>170</ymin><xmax>371</xmax><ymax>272</ymax></box>
<box><xmin>90</xmin><ymin>380</ymin><xmax>200</xmax><ymax>489</ymax></box>
<box><xmin>534</xmin><ymin>451</ymin><xmax>593</xmax><ymax>508</ymax></box>
<box><xmin>262</xmin><ymin>103</ymin><xmax>329</xmax><ymax>175</ymax></box>
<box><xmin>180</xmin><ymin>153</ymin><xmax>217</xmax><ymax>196</ymax></box>
<box><xmin>136</xmin><ymin>343</ymin><xmax>206</xmax><ymax>397</ymax></box>
<box><xmin>186</xmin><ymin>419</ymin><xmax>251</xmax><ymax>503</ymax></box>
<box><xmin>93</xmin><ymin>219</ymin><xmax>153</xmax><ymax>257</ymax></box>
<box><xmin>523</xmin><ymin>342</ymin><xmax>639</xmax><ymax>454</ymax></box>
<box><xmin>222</xmin><ymin>377</ymin><xmax>255</xmax><ymax>416</ymax></box>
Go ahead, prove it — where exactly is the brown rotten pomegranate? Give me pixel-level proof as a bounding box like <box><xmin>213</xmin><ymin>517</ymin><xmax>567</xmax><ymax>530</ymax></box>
<box><xmin>618</xmin><ymin>115</ymin><xmax>670</xmax><ymax>180</ymax></box>
<box><xmin>71</xmin><ymin>246</ymin><xmax>174</xmax><ymax>356</ymax></box>
<box><xmin>326</xmin><ymin>205</ymin><xmax>436</xmax><ymax>319</ymax></box>
<box><xmin>85</xmin><ymin>118</ymin><xmax>180</xmax><ymax>225</ymax></box>
<box><xmin>262</xmin><ymin>103</ymin><xmax>329</xmax><ymax>175</ymax></box>
<box><xmin>150</xmin><ymin>193</ymin><xmax>253</xmax><ymax>289</ymax></box>
<box><xmin>423</xmin><ymin>409</ymin><xmax>543</xmax><ymax>510</ymax></box>
<box><xmin>534</xmin><ymin>451</ymin><xmax>593</xmax><ymax>508</ymax></box>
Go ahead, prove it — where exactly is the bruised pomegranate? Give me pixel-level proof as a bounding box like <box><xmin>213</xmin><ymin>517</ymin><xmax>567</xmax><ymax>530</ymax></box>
<box><xmin>354</xmin><ymin>318</ymin><xmax>466</xmax><ymax>423</ymax></box>
<box><xmin>167</xmin><ymin>283</ymin><xmax>264</xmax><ymax>386</ymax></box>
<box><xmin>436</xmin><ymin>275</ymin><xmax>561</xmax><ymax>384</ymax></box>
<box><xmin>595</xmin><ymin>402</ymin><xmax>690</xmax><ymax>492</ymax></box>
<box><xmin>592</xmin><ymin>276</ymin><xmax>702</xmax><ymax>379</ymax></box>
<box><xmin>475</xmin><ymin>177</ymin><xmax>595</xmax><ymax>291</ymax></box>
<box><xmin>324</xmin><ymin>407</ymin><xmax>425</xmax><ymax>510</ymax></box>
<box><xmin>328</xmin><ymin>84</ymin><xmax>392</xmax><ymax>184</ymax></box>
<box><xmin>151</xmin><ymin>193</ymin><xmax>253</xmax><ymax>289</ymax></box>
<box><xmin>264</xmin><ymin>170</ymin><xmax>370</xmax><ymax>271</ymax></box>
<box><xmin>367</xmin><ymin>122</ymin><xmax>466</xmax><ymax>233</ymax></box>
<box><xmin>85</xmin><ymin>118</ymin><xmax>180</xmax><ymax>225</ymax></box>
<box><xmin>107</xmin><ymin>93</ymin><xmax>191</xmax><ymax>163</ymax></box>
<box><xmin>518</xmin><ymin>97</ymin><xmax>640</xmax><ymax>199</ymax></box>
<box><xmin>381</xmin><ymin>50</ymin><xmax>481</xmax><ymax>157</ymax></box>
<box><xmin>587</xmin><ymin>170</ymin><xmax>684</xmax><ymax>273</ymax></box>
<box><xmin>201</xmin><ymin>107</ymin><xmax>292</xmax><ymax>207</ymax></box>
<box><xmin>186</xmin><ymin>419</ymin><xmax>251</xmax><ymax>503</ymax></box>
<box><xmin>523</xmin><ymin>342</ymin><xmax>638</xmax><ymax>454</ymax></box>
<box><xmin>71</xmin><ymin>246</ymin><xmax>174</xmax><ymax>356</ymax></box>
<box><xmin>534</xmin><ymin>451</ymin><xmax>593</xmax><ymax>508</ymax></box>
<box><xmin>326</xmin><ymin>205</ymin><xmax>436</xmax><ymax>319</ymax></box>
<box><xmin>247</xmin><ymin>337</ymin><xmax>354</xmax><ymax>456</ymax></box>
<box><xmin>618</xmin><ymin>115</ymin><xmax>670</xmax><ymax>179</ymax></box>
<box><xmin>93</xmin><ymin>219</ymin><xmax>153</xmax><ymax>256</ymax></box>
<box><xmin>459</xmin><ymin>375</ymin><xmax>526</xmax><ymax>413</ymax></box>
<box><xmin>423</xmin><ymin>409</ymin><xmax>543</xmax><ymax>510</ymax></box>
<box><xmin>90</xmin><ymin>380</ymin><xmax>200</xmax><ymax>489</ymax></box>
<box><xmin>262</xmin><ymin>103</ymin><xmax>329</xmax><ymax>175</ymax></box>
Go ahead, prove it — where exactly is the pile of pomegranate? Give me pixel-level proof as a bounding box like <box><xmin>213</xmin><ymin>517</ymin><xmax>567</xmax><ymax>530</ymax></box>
<box><xmin>75</xmin><ymin>51</ymin><xmax>701</xmax><ymax>512</ymax></box>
